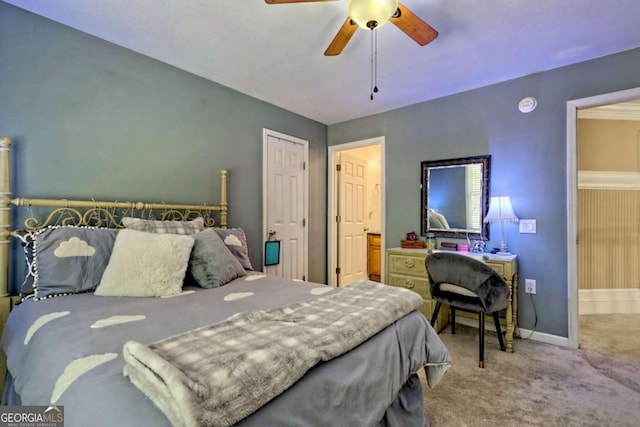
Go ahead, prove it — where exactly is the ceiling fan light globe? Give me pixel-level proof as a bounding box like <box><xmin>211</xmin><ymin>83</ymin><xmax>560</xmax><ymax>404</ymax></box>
<box><xmin>348</xmin><ymin>0</ymin><xmax>398</xmax><ymax>30</ymax></box>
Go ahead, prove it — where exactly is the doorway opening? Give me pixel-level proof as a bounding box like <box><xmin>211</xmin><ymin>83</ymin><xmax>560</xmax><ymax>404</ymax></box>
<box><xmin>328</xmin><ymin>137</ymin><xmax>385</xmax><ymax>287</ymax></box>
<box><xmin>567</xmin><ymin>87</ymin><xmax>640</xmax><ymax>349</ymax></box>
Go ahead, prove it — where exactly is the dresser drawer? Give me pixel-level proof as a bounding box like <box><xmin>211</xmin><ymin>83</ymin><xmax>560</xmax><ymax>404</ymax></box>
<box><xmin>485</xmin><ymin>261</ymin><xmax>504</xmax><ymax>277</ymax></box>
<box><xmin>387</xmin><ymin>273</ymin><xmax>431</xmax><ymax>299</ymax></box>
<box><xmin>417</xmin><ymin>300</ymin><xmax>432</xmax><ymax>322</ymax></box>
<box><xmin>387</xmin><ymin>253</ymin><xmax>427</xmax><ymax>277</ymax></box>
<box><xmin>417</xmin><ymin>300</ymin><xmax>449</xmax><ymax>332</ymax></box>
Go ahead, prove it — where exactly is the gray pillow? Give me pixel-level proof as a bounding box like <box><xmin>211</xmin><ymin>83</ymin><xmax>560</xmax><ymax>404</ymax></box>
<box><xmin>214</xmin><ymin>228</ymin><xmax>254</xmax><ymax>271</ymax></box>
<box><xmin>190</xmin><ymin>229</ymin><xmax>246</xmax><ymax>288</ymax></box>
<box><xmin>33</xmin><ymin>226</ymin><xmax>118</xmax><ymax>300</ymax></box>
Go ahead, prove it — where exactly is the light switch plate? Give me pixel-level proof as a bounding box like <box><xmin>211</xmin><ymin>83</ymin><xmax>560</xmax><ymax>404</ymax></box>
<box><xmin>519</xmin><ymin>219</ymin><xmax>537</xmax><ymax>234</ymax></box>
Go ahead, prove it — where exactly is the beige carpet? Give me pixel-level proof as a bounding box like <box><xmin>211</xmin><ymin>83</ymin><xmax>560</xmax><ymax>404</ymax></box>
<box><xmin>420</xmin><ymin>315</ymin><xmax>640</xmax><ymax>427</ymax></box>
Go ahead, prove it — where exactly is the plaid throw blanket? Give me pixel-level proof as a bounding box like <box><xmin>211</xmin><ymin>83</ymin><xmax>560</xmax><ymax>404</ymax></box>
<box><xmin>122</xmin><ymin>280</ymin><xmax>423</xmax><ymax>427</ymax></box>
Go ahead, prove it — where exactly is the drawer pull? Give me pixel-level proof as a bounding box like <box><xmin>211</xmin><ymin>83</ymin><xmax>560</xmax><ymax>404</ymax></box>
<box><xmin>403</xmin><ymin>281</ymin><xmax>415</xmax><ymax>289</ymax></box>
<box><xmin>403</xmin><ymin>259</ymin><xmax>415</xmax><ymax>268</ymax></box>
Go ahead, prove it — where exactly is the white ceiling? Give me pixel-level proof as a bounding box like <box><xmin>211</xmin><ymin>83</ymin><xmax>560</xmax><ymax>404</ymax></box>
<box><xmin>5</xmin><ymin>0</ymin><xmax>640</xmax><ymax>125</ymax></box>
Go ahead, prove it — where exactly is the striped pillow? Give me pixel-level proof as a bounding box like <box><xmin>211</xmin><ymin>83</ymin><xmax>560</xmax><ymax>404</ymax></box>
<box><xmin>121</xmin><ymin>217</ymin><xmax>205</xmax><ymax>235</ymax></box>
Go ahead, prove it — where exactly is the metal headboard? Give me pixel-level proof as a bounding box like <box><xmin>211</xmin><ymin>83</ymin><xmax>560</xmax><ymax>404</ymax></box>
<box><xmin>0</xmin><ymin>137</ymin><xmax>228</xmax><ymax>298</ymax></box>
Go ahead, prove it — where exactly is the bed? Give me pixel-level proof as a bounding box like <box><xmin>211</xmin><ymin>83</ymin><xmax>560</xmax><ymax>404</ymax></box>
<box><xmin>0</xmin><ymin>137</ymin><xmax>452</xmax><ymax>426</ymax></box>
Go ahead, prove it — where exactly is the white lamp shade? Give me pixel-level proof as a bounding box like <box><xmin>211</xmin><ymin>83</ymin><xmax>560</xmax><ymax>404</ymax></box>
<box><xmin>348</xmin><ymin>0</ymin><xmax>398</xmax><ymax>29</ymax></box>
<box><xmin>484</xmin><ymin>196</ymin><xmax>519</xmax><ymax>223</ymax></box>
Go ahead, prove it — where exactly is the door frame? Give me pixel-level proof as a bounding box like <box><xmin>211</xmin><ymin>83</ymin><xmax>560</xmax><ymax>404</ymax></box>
<box><xmin>327</xmin><ymin>136</ymin><xmax>385</xmax><ymax>287</ymax></box>
<box><xmin>262</xmin><ymin>128</ymin><xmax>309</xmax><ymax>278</ymax></box>
<box><xmin>566</xmin><ymin>86</ymin><xmax>640</xmax><ymax>348</ymax></box>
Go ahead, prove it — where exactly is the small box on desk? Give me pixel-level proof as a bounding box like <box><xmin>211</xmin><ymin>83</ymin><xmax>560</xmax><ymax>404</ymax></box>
<box><xmin>439</xmin><ymin>242</ymin><xmax>458</xmax><ymax>251</ymax></box>
<box><xmin>401</xmin><ymin>240</ymin><xmax>425</xmax><ymax>249</ymax></box>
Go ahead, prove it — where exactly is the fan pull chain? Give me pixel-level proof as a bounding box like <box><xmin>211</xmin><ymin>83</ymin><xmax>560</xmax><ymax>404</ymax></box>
<box><xmin>374</xmin><ymin>29</ymin><xmax>379</xmax><ymax>94</ymax></box>
<box><xmin>370</xmin><ymin>29</ymin><xmax>379</xmax><ymax>100</ymax></box>
<box><xmin>370</xmin><ymin>29</ymin><xmax>374</xmax><ymax>100</ymax></box>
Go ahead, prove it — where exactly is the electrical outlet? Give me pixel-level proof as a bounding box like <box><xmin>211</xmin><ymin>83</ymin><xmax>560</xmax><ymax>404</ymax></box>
<box><xmin>525</xmin><ymin>279</ymin><xmax>536</xmax><ymax>294</ymax></box>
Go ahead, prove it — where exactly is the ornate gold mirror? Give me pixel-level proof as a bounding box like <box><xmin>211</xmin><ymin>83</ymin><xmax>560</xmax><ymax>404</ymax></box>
<box><xmin>421</xmin><ymin>155</ymin><xmax>491</xmax><ymax>239</ymax></box>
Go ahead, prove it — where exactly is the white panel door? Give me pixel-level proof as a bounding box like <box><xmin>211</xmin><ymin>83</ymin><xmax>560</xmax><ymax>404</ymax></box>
<box><xmin>338</xmin><ymin>152</ymin><xmax>367</xmax><ymax>286</ymax></box>
<box><xmin>265</xmin><ymin>134</ymin><xmax>306</xmax><ymax>280</ymax></box>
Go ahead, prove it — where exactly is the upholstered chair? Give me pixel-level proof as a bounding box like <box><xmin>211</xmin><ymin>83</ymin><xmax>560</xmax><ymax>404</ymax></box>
<box><xmin>425</xmin><ymin>252</ymin><xmax>510</xmax><ymax>368</ymax></box>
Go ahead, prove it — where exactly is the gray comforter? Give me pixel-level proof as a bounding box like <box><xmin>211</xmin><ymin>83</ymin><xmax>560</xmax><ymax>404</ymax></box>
<box><xmin>1</xmin><ymin>274</ymin><xmax>452</xmax><ymax>426</ymax></box>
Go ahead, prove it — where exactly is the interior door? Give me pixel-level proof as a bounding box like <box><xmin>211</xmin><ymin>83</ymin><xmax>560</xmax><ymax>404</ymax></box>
<box><xmin>265</xmin><ymin>134</ymin><xmax>307</xmax><ymax>280</ymax></box>
<box><xmin>337</xmin><ymin>152</ymin><xmax>367</xmax><ymax>286</ymax></box>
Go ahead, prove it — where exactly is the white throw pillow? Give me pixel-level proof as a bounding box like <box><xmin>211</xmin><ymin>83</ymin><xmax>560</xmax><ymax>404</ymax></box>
<box><xmin>95</xmin><ymin>229</ymin><xmax>194</xmax><ymax>297</ymax></box>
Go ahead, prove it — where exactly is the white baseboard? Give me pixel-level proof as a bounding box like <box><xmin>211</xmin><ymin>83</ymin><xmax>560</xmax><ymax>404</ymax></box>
<box><xmin>517</xmin><ymin>328</ymin><xmax>570</xmax><ymax>347</ymax></box>
<box><xmin>579</xmin><ymin>289</ymin><xmax>640</xmax><ymax>314</ymax></box>
<box><xmin>455</xmin><ymin>316</ymin><xmax>570</xmax><ymax>347</ymax></box>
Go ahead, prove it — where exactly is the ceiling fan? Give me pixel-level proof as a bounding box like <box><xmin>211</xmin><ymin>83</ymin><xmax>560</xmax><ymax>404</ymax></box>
<box><xmin>265</xmin><ymin>0</ymin><xmax>439</xmax><ymax>56</ymax></box>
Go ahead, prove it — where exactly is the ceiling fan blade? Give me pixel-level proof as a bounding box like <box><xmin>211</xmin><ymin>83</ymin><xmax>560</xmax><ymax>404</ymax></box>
<box><xmin>265</xmin><ymin>0</ymin><xmax>336</xmax><ymax>4</ymax></box>
<box><xmin>390</xmin><ymin>3</ymin><xmax>438</xmax><ymax>46</ymax></box>
<box><xmin>324</xmin><ymin>18</ymin><xmax>358</xmax><ymax>56</ymax></box>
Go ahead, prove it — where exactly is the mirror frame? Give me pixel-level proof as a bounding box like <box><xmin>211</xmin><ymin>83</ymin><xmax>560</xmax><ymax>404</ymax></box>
<box><xmin>420</xmin><ymin>155</ymin><xmax>491</xmax><ymax>239</ymax></box>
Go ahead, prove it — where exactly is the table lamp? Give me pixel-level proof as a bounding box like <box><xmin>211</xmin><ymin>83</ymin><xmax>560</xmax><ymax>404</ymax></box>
<box><xmin>483</xmin><ymin>196</ymin><xmax>519</xmax><ymax>255</ymax></box>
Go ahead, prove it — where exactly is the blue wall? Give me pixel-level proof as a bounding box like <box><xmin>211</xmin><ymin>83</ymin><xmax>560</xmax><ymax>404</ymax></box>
<box><xmin>0</xmin><ymin>2</ymin><xmax>328</xmax><ymax>287</ymax></box>
<box><xmin>329</xmin><ymin>48</ymin><xmax>640</xmax><ymax>337</ymax></box>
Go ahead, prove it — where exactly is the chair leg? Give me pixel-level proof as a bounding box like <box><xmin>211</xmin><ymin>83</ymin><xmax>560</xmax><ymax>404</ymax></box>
<box><xmin>430</xmin><ymin>301</ymin><xmax>442</xmax><ymax>328</ymax></box>
<box><xmin>451</xmin><ymin>307</ymin><xmax>456</xmax><ymax>334</ymax></box>
<box><xmin>478</xmin><ymin>312</ymin><xmax>485</xmax><ymax>368</ymax></box>
<box><xmin>493</xmin><ymin>312</ymin><xmax>506</xmax><ymax>351</ymax></box>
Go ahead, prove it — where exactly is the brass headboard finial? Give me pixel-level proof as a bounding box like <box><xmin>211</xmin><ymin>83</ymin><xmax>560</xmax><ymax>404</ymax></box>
<box><xmin>0</xmin><ymin>137</ymin><xmax>12</xmax><ymax>297</ymax></box>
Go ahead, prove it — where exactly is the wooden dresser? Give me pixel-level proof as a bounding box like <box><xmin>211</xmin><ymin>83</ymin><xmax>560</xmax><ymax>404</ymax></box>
<box><xmin>385</xmin><ymin>248</ymin><xmax>519</xmax><ymax>352</ymax></box>
<box><xmin>384</xmin><ymin>248</ymin><xmax>450</xmax><ymax>331</ymax></box>
<box><xmin>367</xmin><ymin>233</ymin><xmax>381</xmax><ymax>282</ymax></box>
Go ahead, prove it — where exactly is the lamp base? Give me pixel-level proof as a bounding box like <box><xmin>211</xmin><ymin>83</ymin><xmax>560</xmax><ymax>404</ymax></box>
<box><xmin>495</xmin><ymin>250</ymin><xmax>513</xmax><ymax>256</ymax></box>
<box><xmin>497</xmin><ymin>241</ymin><xmax>510</xmax><ymax>256</ymax></box>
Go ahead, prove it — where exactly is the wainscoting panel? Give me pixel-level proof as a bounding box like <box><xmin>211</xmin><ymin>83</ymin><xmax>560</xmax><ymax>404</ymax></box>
<box><xmin>578</xmin><ymin>189</ymin><xmax>639</xmax><ymax>291</ymax></box>
<box><xmin>579</xmin><ymin>289</ymin><xmax>640</xmax><ymax>314</ymax></box>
